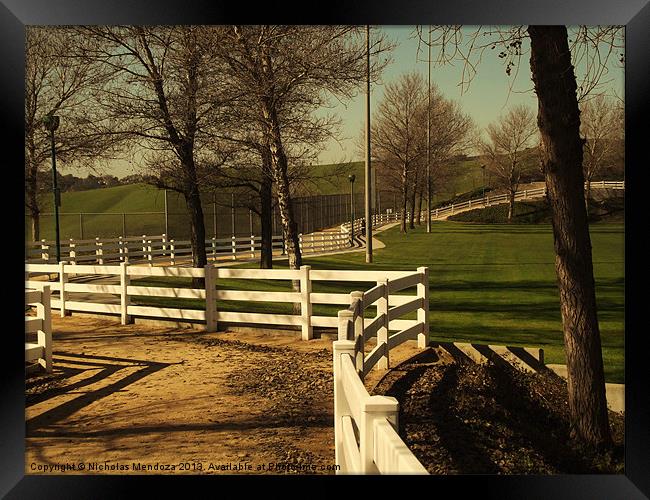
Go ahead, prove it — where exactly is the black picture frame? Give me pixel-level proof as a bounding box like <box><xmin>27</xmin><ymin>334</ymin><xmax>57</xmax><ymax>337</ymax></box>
<box><xmin>3</xmin><ymin>1</ymin><xmax>648</xmax><ymax>497</ymax></box>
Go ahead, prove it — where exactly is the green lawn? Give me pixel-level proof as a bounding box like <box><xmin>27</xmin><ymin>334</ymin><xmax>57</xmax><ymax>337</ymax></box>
<box><xmin>131</xmin><ymin>220</ymin><xmax>624</xmax><ymax>383</ymax></box>
<box><xmin>304</xmin><ymin>222</ymin><xmax>625</xmax><ymax>383</ymax></box>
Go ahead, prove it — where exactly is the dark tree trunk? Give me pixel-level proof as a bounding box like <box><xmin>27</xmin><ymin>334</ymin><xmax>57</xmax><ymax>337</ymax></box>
<box><xmin>400</xmin><ymin>181</ymin><xmax>408</xmax><ymax>233</ymax></box>
<box><xmin>262</xmin><ymin>102</ymin><xmax>302</xmax><ymax>270</ymax></box>
<box><xmin>180</xmin><ymin>152</ymin><xmax>207</xmax><ymax>288</ymax></box>
<box><xmin>259</xmin><ymin>174</ymin><xmax>274</xmax><ymax>269</ymax></box>
<box><xmin>30</xmin><ymin>207</ymin><xmax>40</xmax><ymax>242</ymax></box>
<box><xmin>416</xmin><ymin>187</ymin><xmax>423</xmax><ymax>226</ymax></box>
<box><xmin>409</xmin><ymin>169</ymin><xmax>418</xmax><ymax>229</ymax></box>
<box><xmin>507</xmin><ymin>189</ymin><xmax>516</xmax><ymax>222</ymax></box>
<box><xmin>528</xmin><ymin>25</ymin><xmax>611</xmax><ymax>449</ymax></box>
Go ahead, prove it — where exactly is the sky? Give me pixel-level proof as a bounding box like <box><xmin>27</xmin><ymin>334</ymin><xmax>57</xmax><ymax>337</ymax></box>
<box><xmin>90</xmin><ymin>26</ymin><xmax>625</xmax><ymax>178</ymax></box>
<box><xmin>317</xmin><ymin>25</ymin><xmax>625</xmax><ymax>165</ymax></box>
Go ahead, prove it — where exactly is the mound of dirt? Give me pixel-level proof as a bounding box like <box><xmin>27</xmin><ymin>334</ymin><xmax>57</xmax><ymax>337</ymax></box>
<box><xmin>372</xmin><ymin>357</ymin><xmax>624</xmax><ymax>475</ymax></box>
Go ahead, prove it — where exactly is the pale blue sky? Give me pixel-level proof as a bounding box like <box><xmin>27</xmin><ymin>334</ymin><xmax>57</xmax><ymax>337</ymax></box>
<box><xmin>93</xmin><ymin>25</ymin><xmax>624</xmax><ymax>177</ymax></box>
<box><xmin>319</xmin><ymin>25</ymin><xmax>625</xmax><ymax>164</ymax></box>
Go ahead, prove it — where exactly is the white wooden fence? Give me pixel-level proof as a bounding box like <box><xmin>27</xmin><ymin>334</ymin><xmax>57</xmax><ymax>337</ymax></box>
<box><xmin>427</xmin><ymin>180</ymin><xmax>625</xmax><ymax>221</ymax></box>
<box><xmin>333</xmin><ymin>267</ymin><xmax>430</xmax><ymax>474</ymax></box>
<box><xmin>26</xmin><ymin>231</ymin><xmax>351</xmax><ymax>266</ymax></box>
<box><xmin>25</xmin><ymin>263</ymin><xmax>426</xmax><ymax>342</ymax></box>
<box><xmin>25</xmin><ymin>285</ymin><xmax>52</xmax><ymax>373</ymax></box>
<box><xmin>339</xmin><ymin>212</ymin><xmax>401</xmax><ymax>238</ymax></box>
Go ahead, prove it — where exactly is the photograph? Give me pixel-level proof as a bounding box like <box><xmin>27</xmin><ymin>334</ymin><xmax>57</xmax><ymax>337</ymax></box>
<box><xmin>3</xmin><ymin>1</ymin><xmax>648</xmax><ymax>497</ymax></box>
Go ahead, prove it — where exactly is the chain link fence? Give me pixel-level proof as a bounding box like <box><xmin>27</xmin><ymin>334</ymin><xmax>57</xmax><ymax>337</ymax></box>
<box><xmin>26</xmin><ymin>190</ymin><xmax>400</xmax><ymax>242</ymax></box>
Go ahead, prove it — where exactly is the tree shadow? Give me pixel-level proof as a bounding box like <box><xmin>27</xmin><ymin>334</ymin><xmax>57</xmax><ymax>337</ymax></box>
<box><xmin>26</xmin><ymin>352</ymin><xmax>176</xmax><ymax>435</ymax></box>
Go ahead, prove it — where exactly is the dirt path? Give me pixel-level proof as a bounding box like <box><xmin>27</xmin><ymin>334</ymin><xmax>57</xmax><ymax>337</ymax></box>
<box><xmin>26</xmin><ymin>316</ymin><xmax>339</xmax><ymax>475</ymax></box>
<box><xmin>26</xmin><ymin>314</ymin><xmax>423</xmax><ymax>476</ymax></box>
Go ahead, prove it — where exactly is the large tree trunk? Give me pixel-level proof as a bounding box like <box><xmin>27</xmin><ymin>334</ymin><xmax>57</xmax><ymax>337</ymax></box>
<box><xmin>409</xmin><ymin>169</ymin><xmax>418</xmax><ymax>229</ymax></box>
<box><xmin>26</xmin><ymin>157</ymin><xmax>40</xmax><ymax>242</ymax></box>
<box><xmin>261</xmin><ymin>100</ymin><xmax>301</xmax><ymax>270</ymax></box>
<box><xmin>30</xmin><ymin>208</ymin><xmax>40</xmax><ymax>242</ymax></box>
<box><xmin>180</xmin><ymin>152</ymin><xmax>207</xmax><ymax>288</ymax></box>
<box><xmin>400</xmin><ymin>180</ymin><xmax>408</xmax><ymax>233</ymax></box>
<box><xmin>416</xmin><ymin>187</ymin><xmax>423</xmax><ymax>226</ymax></box>
<box><xmin>528</xmin><ymin>25</ymin><xmax>611</xmax><ymax>449</ymax></box>
<box><xmin>259</xmin><ymin>174</ymin><xmax>274</xmax><ymax>269</ymax></box>
<box><xmin>507</xmin><ymin>188</ymin><xmax>516</xmax><ymax>222</ymax></box>
<box><xmin>585</xmin><ymin>179</ymin><xmax>591</xmax><ymax>215</ymax></box>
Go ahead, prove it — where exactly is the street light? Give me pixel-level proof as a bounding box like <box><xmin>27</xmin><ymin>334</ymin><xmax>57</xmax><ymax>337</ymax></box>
<box><xmin>42</xmin><ymin>113</ymin><xmax>61</xmax><ymax>263</ymax></box>
<box><xmin>349</xmin><ymin>174</ymin><xmax>356</xmax><ymax>244</ymax></box>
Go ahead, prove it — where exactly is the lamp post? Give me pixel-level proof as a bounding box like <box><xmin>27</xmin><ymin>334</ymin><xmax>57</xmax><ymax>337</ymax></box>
<box><xmin>364</xmin><ymin>24</ymin><xmax>373</xmax><ymax>263</ymax></box>
<box><xmin>42</xmin><ymin>113</ymin><xmax>61</xmax><ymax>263</ymax></box>
<box><xmin>349</xmin><ymin>174</ymin><xmax>356</xmax><ymax>244</ymax></box>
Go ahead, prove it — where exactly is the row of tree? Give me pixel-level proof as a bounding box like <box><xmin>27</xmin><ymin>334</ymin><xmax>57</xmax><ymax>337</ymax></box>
<box><xmin>25</xmin><ymin>26</ymin><xmax>394</xmax><ymax>273</ymax></box>
<box><xmin>368</xmin><ymin>74</ymin><xmax>623</xmax><ymax>228</ymax></box>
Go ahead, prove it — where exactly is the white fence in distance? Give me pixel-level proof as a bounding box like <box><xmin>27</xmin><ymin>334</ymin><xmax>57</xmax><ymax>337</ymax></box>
<box><xmin>333</xmin><ymin>267</ymin><xmax>430</xmax><ymax>474</ymax></box>
<box><xmin>25</xmin><ymin>285</ymin><xmax>52</xmax><ymax>373</ymax></box>
<box><xmin>26</xmin><ymin>231</ymin><xmax>351</xmax><ymax>266</ymax></box>
<box><xmin>427</xmin><ymin>180</ymin><xmax>625</xmax><ymax>221</ymax></box>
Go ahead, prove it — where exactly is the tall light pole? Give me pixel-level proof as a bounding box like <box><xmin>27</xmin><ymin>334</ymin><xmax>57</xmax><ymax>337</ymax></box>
<box><xmin>426</xmin><ymin>25</ymin><xmax>432</xmax><ymax>234</ymax></box>
<box><xmin>42</xmin><ymin>113</ymin><xmax>61</xmax><ymax>262</ymax></box>
<box><xmin>365</xmin><ymin>24</ymin><xmax>373</xmax><ymax>263</ymax></box>
<box><xmin>349</xmin><ymin>174</ymin><xmax>356</xmax><ymax>245</ymax></box>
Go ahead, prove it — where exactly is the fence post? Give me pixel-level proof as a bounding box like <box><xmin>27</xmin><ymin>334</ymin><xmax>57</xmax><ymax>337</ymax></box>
<box><xmin>69</xmin><ymin>239</ymin><xmax>76</xmax><ymax>265</ymax></box>
<box><xmin>96</xmin><ymin>238</ymin><xmax>104</xmax><ymax>265</ymax></box>
<box><xmin>350</xmin><ymin>290</ymin><xmax>364</xmax><ymax>376</ymax></box>
<box><xmin>37</xmin><ymin>285</ymin><xmax>53</xmax><ymax>372</ymax></box>
<box><xmin>147</xmin><ymin>239</ymin><xmax>153</xmax><ymax>266</ymax></box>
<box><xmin>204</xmin><ymin>264</ymin><xmax>217</xmax><ymax>332</ymax></box>
<box><xmin>524</xmin><ymin>190</ymin><xmax>528</xmax><ymax>200</ymax></box>
<box><xmin>231</xmin><ymin>236</ymin><xmax>237</xmax><ymax>261</ymax></box>
<box><xmin>298</xmin><ymin>233</ymin><xmax>303</xmax><ymax>252</ymax></box>
<box><xmin>333</xmin><ymin>339</ymin><xmax>356</xmax><ymax>473</ymax></box>
<box><xmin>170</xmin><ymin>239</ymin><xmax>175</xmax><ymax>266</ymax></box>
<box><xmin>59</xmin><ymin>261</ymin><xmax>68</xmax><ymax>317</ymax></box>
<box><xmin>250</xmin><ymin>235</ymin><xmax>255</xmax><ymax>259</ymax></box>
<box><xmin>361</xmin><ymin>395</ymin><xmax>399</xmax><ymax>474</ymax></box>
<box><xmin>338</xmin><ymin>309</ymin><xmax>354</xmax><ymax>341</ymax></box>
<box><xmin>118</xmin><ymin>236</ymin><xmax>124</xmax><ymax>262</ymax></box>
<box><xmin>300</xmin><ymin>265</ymin><xmax>313</xmax><ymax>340</ymax></box>
<box><xmin>142</xmin><ymin>235</ymin><xmax>147</xmax><ymax>262</ymax></box>
<box><xmin>40</xmin><ymin>239</ymin><xmax>48</xmax><ymax>262</ymax></box>
<box><xmin>120</xmin><ymin>262</ymin><xmax>131</xmax><ymax>325</ymax></box>
<box><xmin>417</xmin><ymin>267</ymin><xmax>429</xmax><ymax>349</ymax></box>
<box><xmin>376</xmin><ymin>279</ymin><xmax>389</xmax><ymax>370</ymax></box>
<box><xmin>212</xmin><ymin>237</ymin><xmax>217</xmax><ymax>262</ymax></box>
<box><xmin>162</xmin><ymin>233</ymin><xmax>167</xmax><ymax>256</ymax></box>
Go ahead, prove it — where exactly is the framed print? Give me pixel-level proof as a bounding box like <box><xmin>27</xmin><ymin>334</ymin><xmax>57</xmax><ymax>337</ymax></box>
<box><xmin>2</xmin><ymin>0</ymin><xmax>648</xmax><ymax>497</ymax></box>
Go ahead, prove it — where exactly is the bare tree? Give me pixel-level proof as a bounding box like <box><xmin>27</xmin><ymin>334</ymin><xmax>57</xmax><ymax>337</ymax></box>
<box><xmin>580</xmin><ymin>94</ymin><xmax>624</xmax><ymax>209</ymax></box>
<box><xmin>25</xmin><ymin>27</ymin><xmax>118</xmax><ymax>241</ymax></box>
<box><xmin>77</xmin><ymin>26</ymin><xmax>237</xmax><ymax>277</ymax></box>
<box><xmin>416</xmin><ymin>24</ymin><xmax>623</xmax><ymax>448</ymax></box>
<box><xmin>371</xmin><ymin>72</ymin><xmax>426</xmax><ymax>233</ymax></box>
<box><xmin>212</xmin><ymin>25</ymin><xmax>393</xmax><ymax>270</ymax></box>
<box><xmin>479</xmin><ymin>104</ymin><xmax>538</xmax><ymax>222</ymax></box>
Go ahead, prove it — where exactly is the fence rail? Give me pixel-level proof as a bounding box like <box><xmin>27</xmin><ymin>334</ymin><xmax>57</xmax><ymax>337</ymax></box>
<box><xmin>25</xmin><ymin>263</ymin><xmax>422</xmax><ymax>342</ymax></box>
<box><xmin>427</xmin><ymin>180</ymin><xmax>624</xmax><ymax>221</ymax></box>
<box><xmin>333</xmin><ymin>267</ymin><xmax>429</xmax><ymax>474</ymax></box>
<box><xmin>25</xmin><ymin>285</ymin><xmax>52</xmax><ymax>373</ymax></box>
<box><xmin>25</xmin><ymin>230</ymin><xmax>351</xmax><ymax>266</ymax></box>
